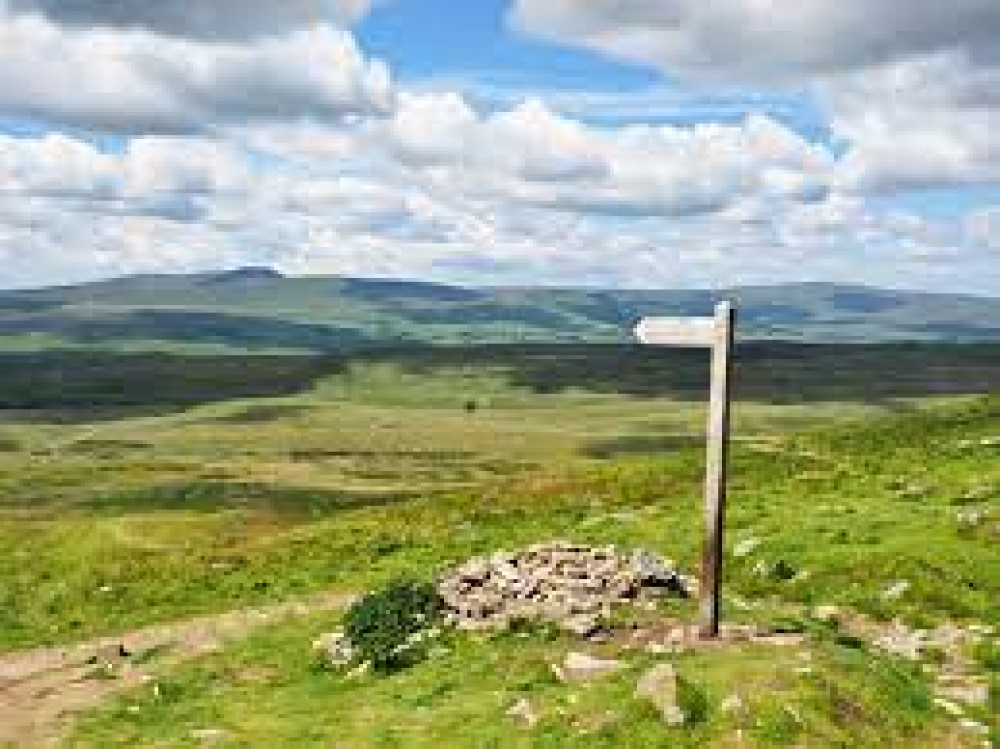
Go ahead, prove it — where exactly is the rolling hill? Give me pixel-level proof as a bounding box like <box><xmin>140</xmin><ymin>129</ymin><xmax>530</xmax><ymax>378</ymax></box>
<box><xmin>3</xmin><ymin>268</ymin><xmax>1000</xmax><ymax>352</ymax></box>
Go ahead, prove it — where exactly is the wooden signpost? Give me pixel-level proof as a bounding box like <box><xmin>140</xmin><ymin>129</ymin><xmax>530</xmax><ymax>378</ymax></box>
<box><xmin>634</xmin><ymin>301</ymin><xmax>736</xmax><ymax>639</ymax></box>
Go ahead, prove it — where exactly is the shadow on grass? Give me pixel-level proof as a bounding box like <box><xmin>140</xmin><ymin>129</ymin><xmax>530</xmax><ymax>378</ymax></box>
<box><xmin>76</xmin><ymin>480</ymin><xmax>433</xmax><ymax>516</ymax></box>
<box><xmin>355</xmin><ymin>342</ymin><xmax>1000</xmax><ymax>404</ymax></box>
<box><xmin>0</xmin><ymin>309</ymin><xmax>384</xmax><ymax>351</ymax></box>
<box><xmin>209</xmin><ymin>403</ymin><xmax>311</xmax><ymax>424</ymax></box>
<box><xmin>0</xmin><ymin>352</ymin><xmax>339</xmax><ymax>422</ymax></box>
<box><xmin>580</xmin><ymin>434</ymin><xmax>704</xmax><ymax>459</ymax></box>
<box><xmin>3</xmin><ymin>342</ymin><xmax>1000</xmax><ymax>423</ymax></box>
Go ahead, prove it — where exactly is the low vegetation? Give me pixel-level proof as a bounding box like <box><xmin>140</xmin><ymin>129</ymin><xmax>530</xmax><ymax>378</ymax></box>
<box><xmin>0</xmin><ymin>346</ymin><xmax>996</xmax><ymax>746</ymax></box>
<box><xmin>343</xmin><ymin>579</ymin><xmax>444</xmax><ymax>672</ymax></box>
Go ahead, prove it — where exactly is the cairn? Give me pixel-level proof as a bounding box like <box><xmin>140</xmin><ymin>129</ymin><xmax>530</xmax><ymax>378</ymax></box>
<box><xmin>436</xmin><ymin>542</ymin><xmax>691</xmax><ymax>633</ymax></box>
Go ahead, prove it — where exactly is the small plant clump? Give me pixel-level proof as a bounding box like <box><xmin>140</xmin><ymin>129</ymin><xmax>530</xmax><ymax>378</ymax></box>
<box><xmin>342</xmin><ymin>578</ymin><xmax>444</xmax><ymax>672</ymax></box>
<box><xmin>675</xmin><ymin>675</ymin><xmax>710</xmax><ymax>726</ymax></box>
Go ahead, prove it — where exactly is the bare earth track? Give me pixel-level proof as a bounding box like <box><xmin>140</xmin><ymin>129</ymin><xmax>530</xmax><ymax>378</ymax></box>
<box><xmin>0</xmin><ymin>593</ymin><xmax>353</xmax><ymax>748</ymax></box>
<box><xmin>1</xmin><ymin>589</ymin><xmax>993</xmax><ymax>747</ymax></box>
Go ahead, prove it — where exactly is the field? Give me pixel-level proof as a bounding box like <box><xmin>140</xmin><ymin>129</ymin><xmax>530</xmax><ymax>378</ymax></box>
<box><xmin>0</xmin><ymin>344</ymin><xmax>998</xmax><ymax>747</ymax></box>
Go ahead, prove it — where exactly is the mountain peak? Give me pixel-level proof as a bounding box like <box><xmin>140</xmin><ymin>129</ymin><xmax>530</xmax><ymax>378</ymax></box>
<box><xmin>202</xmin><ymin>267</ymin><xmax>284</xmax><ymax>284</ymax></box>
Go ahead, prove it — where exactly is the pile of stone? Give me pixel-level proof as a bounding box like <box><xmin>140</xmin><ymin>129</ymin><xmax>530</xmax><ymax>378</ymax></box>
<box><xmin>436</xmin><ymin>542</ymin><xmax>691</xmax><ymax>633</ymax></box>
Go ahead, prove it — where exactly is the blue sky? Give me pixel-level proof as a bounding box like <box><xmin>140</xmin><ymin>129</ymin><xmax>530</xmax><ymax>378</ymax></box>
<box><xmin>358</xmin><ymin>0</ymin><xmax>660</xmax><ymax>90</ymax></box>
<box><xmin>357</xmin><ymin>0</ymin><xmax>829</xmax><ymax>136</ymax></box>
<box><xmin>0</xmin><ymin>0</ymin><xmax>998</xmax><ymax>292</ymax></box>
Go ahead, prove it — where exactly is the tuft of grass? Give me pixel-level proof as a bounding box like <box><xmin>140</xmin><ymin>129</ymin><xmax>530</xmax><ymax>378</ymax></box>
<box><xmin>675</xmin><ymin>675</ymin><xmax>710</xmax><ymax>726</ymax></box>
<box><xmin>975</xmin><ymin>639</ymin><xmax>1000</xmax><ymax>672</ymax></box>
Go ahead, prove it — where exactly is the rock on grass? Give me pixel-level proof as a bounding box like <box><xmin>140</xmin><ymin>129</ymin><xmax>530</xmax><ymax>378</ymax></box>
<box><xmin>636</xmin><ymin>663</ymin><xmax>686</xmax><ymax>726</ymax></box>
<box><xmin>553</xmin><ymin>652</ymin><xmax>622</xmax><ymax>683</ymax></box>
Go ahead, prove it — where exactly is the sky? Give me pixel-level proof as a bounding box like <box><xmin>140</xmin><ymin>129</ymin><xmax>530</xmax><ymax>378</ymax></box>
<box><xmin>0</xmin><ymin>0</ymin><xmax>999</xmax><ymax>292</ymax></box>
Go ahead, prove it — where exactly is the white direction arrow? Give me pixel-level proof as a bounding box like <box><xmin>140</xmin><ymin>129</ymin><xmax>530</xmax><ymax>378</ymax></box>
<box><xmin>634</xmin><ymin>316</ymin><xmax>717</xmax><ymax>348</ymax></box>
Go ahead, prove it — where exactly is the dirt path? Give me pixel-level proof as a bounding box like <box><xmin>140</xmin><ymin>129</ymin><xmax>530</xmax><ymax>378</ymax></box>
<box><xmin>0</xmin><ymin>592</ymin><xmax>354</xmax><ymax>748</ymax></box>
<box><xmin>2</xmin><ymin>594</ymin><xmax>992</xmax><ymax>748</ymax></box>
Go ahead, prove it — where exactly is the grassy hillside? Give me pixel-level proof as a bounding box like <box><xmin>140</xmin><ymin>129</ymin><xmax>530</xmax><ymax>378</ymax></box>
<box><xmin>4</xmin><ymin>270</ymin><xmax>1000</xmax><ymax>351</ymax></box>
<box><xmin>0</xmin><ymin>345</ymin><xmax>996</xmax><ymax>746</ymax></box>
<box><xmin>2</xmin><ymin>345</ymin><xmax>997</xmax><ymax>648</ymax></box>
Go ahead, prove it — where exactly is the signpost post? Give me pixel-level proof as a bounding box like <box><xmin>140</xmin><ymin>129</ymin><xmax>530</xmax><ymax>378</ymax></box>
<box><xmin>634</xmin><ymin>301</ymin><xmax>736</xmax><ymax>639</ymax></box>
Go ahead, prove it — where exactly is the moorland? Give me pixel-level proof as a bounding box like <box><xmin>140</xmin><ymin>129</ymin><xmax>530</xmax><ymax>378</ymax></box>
<box><xmin>0</xmin><ymin>339</ymin><xmax>997</xmax><ymax>747</ymax></box>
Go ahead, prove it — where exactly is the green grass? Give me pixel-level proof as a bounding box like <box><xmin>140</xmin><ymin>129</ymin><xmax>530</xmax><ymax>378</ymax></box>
<box><xmin>0</xmin><ymin>348</ymin><xmax>997</xmax><ymax>746</ymax></box>
<box><xmin>3</xmin><ymin>387</ymin><xmax>994</xmax><ymax>651</ymax></box>
<box><xmin>69</xmin><ymin>611</ymin><xmax>961</xmax><ymax>748</ymax></box>
<box><xmin>1</xmin><ymin>355</ymin><xmax>997</xmax><ymax>649</ymax></box>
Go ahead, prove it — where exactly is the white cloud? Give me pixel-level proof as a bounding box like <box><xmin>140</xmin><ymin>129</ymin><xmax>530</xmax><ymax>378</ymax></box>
<box><xmin>509</xmin><ymin>0</ymin><xmax>1000</xmax><ymax>84</ymax></box>
<box><xmin>0</xmin><ymin>131</ymin><xmax>117</xmax><ymax>197</ymax></box>
<box><xmin>829</xmin><ymin>53</ymin><xmax>1000</xmax><ymax>193</ymax></box>
<box><xmin>122</xmin><ymin>137</ymin><xmax>250</xmax><ymax>198</ymax></box>
<box><xmin>5</xmin><ymin>101</ymin><xmax>980</xmax><ymax>293</ymax></box>
<box><xmin>0</xmin><ymin>2</ymin><xmax>994</xmax><ymax>294</ymax></box>
<box><xmin>3</xmin><ymin>0</ymin><xmax>375</xmax><ymax>39</ymax></box>
<box><xmin>0</xmin><ymin>131</ymin><xmax>247</xmax><ymax>198</ymax></box>
<box><xmin>0</xmin><ymin>13</ymin><xmax>393</xmax><ymax>132</ymax></box>
<box><xmin>385</xmin><ymin>92</ymin><xmax>479</xmax><ymax>165</ymax></box>
<box><xmin>375</xmin><ymin>94</ymin><xmax>833</xmax><ymax>219</ymax></box>
<box><xmin>510</xmin><ymin>0</ymin><xmax>1000</xmax><ymax>197</ymax></box>
<box><xmin>966</xmin><ymin>206</ymin><xmax>1000</xmax><ymax>250</ymax></box>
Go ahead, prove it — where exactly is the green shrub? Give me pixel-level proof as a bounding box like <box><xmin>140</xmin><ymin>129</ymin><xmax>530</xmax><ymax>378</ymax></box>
<box><xmin>770</xmin><ymin>559</ymin><xmax>798</xmax><ymax>581</ymax></box>
<box><xmin>768</xmin><ymin>616</ymin><xmax>808</xmax><ymax>634</ymax></box>
<box><xmin>974</xmin><ymin>639</ymin><xmax>1000</xmax><ymax>672</ymax></box>
<box><xmin>676</xmin><ymin>675</ymin><xmax>710</xmax><ymax>726</ymax></box>
<box><xmin>343</xmin><ymin>578</ymin><xmax>443</xmax><ymax>672</ymax></box>
<box><xmin>833</xmin><ymin>633</ymin><xmax>868</xmax><ymax>651</ymax></box>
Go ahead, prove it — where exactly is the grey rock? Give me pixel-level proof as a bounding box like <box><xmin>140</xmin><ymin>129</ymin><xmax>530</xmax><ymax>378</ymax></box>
<box><xmin>312</xmin><ymin>631</ymin><xmax>355</xmax><ymax>668</ymax></box>
<box><xmin>933</xmin><ymin>697</ymin><xmax>965</xmax><ymax>716</ymax></box>
<box><xmin>436</xmin><ymin>542</ymin><xmax>689</xmax><ymax>632</ymax></box>
<box><xmin>631</xmin><ymin>550</ymin><xmax>685</xmax><ymax>594</ymax></box>
<box><xmin>559</xmin><ymin>614</ymin><xmax>601</xmax><ymax>638</ymax></box>
<box><xmin>733</xmin><ymin>538</ymin><xmax>761</xmax><ymax>557</ymax></box>
<box><xmin>346</xmin><ymin>661</ymin><xmax>371</xmax><ymax>679</ymax></box>
<box><xmin>720</xmin><ymin>693</ymin><xmax>744</xmax><ymax>714</ymax></box>
<box><xmin>190</xmin><ymin>728</ymin><xmax>228</xmax><ymax>745</ymax></box>
<box><xmin>874</xmin><ymin>626</ymin><xmax>924</xmax><ymax>660</ymax></box>
<box><xmin>882</xmin><ymin>580</ymin><xmax>911</xmax><ymax>600</ymax></box>
<box><xmin>936</xmin><ymin>682</ymin><xmax>990</xmax><ymax>706</ymax></box>
<box><xmin>957</xmin><ymin>509</ymin><xmax>989</xmax><ymax>528</ymax></box>
<box><xmin>636</xmin><ymin>663</ymin><xmax>685</xmax><ymax>726</ymax></box>
<box><xmin>811</xmin><ymin>605</ymin><xmax>841</xmax><ymax>622</ymax></box>
<box><xmin>555</xmin><ymin>651</ymin><xmax>622</xmax><ymax>683</ymax></box>
<box><xmin>959</xmin><ymin>719</ymin><xmax>990</xmax><ymax>735</ymax></box>
<box><xmin>506</xmin><ymin>697</ymin><xmax>540</xmax><ymax>727</ymax></box>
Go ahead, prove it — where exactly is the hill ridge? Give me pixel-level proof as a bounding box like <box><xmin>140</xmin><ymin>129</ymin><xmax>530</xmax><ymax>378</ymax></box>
<box><xmin>3</xmin><ymin>271</ymin><xmax>1000</xmax><ymax>351</ymax></box>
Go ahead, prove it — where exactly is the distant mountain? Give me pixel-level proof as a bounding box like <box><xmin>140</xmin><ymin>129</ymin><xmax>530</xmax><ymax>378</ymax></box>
<box><xmin>3</xmin><ymin>269</ymin><xmax>1000</xmax><ymax>352</ymax></box>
